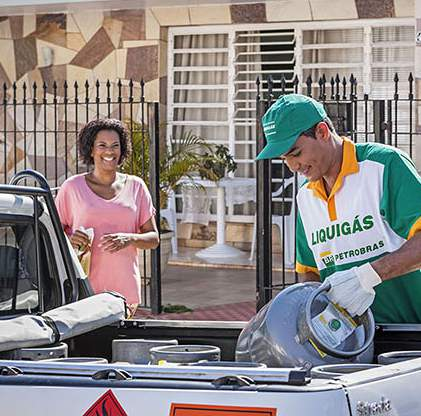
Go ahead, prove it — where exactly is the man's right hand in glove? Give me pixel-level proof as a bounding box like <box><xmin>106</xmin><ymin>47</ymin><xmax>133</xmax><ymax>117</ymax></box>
<box><xmin>321</xmin><ymin>263</ymin><xmax>382</xmax><ymax>316</ymax></box>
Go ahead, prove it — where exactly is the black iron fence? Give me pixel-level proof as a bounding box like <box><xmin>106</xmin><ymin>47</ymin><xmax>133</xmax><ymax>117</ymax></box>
<box><xmin>0</xmin><ymin>79</ymin><xmax>162</xmax><ymax>312</ymax></box>
<box><xmin>1</xmin><ymin>72</ymin><xmax>418</xmax><ymax>313</ymax></box>
<box><xmin>256</xmin><ymin>73</ymin><xmax>420</xmax><ymax>310</ymax></box>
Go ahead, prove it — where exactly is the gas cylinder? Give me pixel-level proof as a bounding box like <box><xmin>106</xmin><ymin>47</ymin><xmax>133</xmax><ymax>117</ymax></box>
<box><xmin>235</xmin><ymin>282</ymin><xmax>375</xmax><ymax>369</ymax></box>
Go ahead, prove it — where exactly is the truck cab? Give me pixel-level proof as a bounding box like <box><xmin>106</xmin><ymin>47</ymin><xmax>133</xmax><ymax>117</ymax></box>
<box><xmin>0</xmin><ymin>170</ymin><xmax>92</xmax><ymax>318</ymax></box>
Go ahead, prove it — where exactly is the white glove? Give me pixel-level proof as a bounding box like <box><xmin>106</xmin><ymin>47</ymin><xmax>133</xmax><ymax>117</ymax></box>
<box><xmin>321</xmin><ymin>263</ymin><xmax>382</xmax><ymax>316</ymax></box>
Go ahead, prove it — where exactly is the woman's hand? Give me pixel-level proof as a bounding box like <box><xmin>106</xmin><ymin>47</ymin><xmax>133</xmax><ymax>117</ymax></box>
<box><xmin>100</xmin><ymin>233</ymin><xmax>132</xmax><ymax>253</ymax></box>
<box><xmin>70</xmin><ymin>229</ymin><xmax>91</xmax><ymax>253</ymax></box>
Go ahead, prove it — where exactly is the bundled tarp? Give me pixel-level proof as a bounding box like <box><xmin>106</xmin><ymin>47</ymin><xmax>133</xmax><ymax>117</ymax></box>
<box><xmin>0</xmin><ymin>315</ymin><xmax>55</xmax><ymax>351</ymax></box>
<box><xmin>0</xmin><ymin>292</ymin><xmax>126</xmax><ymax>352</ymax></box>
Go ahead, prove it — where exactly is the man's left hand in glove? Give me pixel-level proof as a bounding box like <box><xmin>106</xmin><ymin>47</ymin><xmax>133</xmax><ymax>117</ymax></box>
<box><xmin>321</xmin><ymin>263</ymin><xmax>382</xmax><ymax>316</ymax></box>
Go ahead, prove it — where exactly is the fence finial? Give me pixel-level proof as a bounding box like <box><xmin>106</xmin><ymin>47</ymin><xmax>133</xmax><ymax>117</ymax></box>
<box><xmin>12</xmin><ymin>81</ymin><xmax>17</xmax><ymax>101</ymax></box>
<box><xmin>335</xmin><ymin>74</ymin><xmax>340</xmax><ymax>100</ymax></box>
<box><xmin>394</xmin><ymin>73</ymin><xmax>399</xmax><ymax>100</ymax></box>
<box><xmin>129</xmin><ymin>79</ymin><xmax>133</xmax><ymax>102</ymax></box>
<box><xmin>42</xmin><ymin>81</ymin><xmax>47</xmax><ymax>100</ymax></box>
<box><xmin>63</xmin><ymin>80</ymin><xmax>68</xmax><ymax>101</ymax></box>
<box><xmin>349</xmin><ymin>73</ymin><xmax>356</xmax><ymax>98</ymax></box>
<box><xmin>318</xmin><ymin>77</ymin><xmax>323</xmax><ymax>100</ymax></box>
<box><xmin>268</xmin><ymin>74</ymin><xmax>274</xmax><ymax>97</ymax></box>
<box><xmin>330</xmin><ymin>76</ymin><xmax>335</xmax><ymax>99</ymax></box>
<box><xmin>292</xmin><ymin>74</ymin><xmax>299</xmax><ymax>93</ymax></box>
<box><xmin>256</xmin><ymin>76</ymin><xmax>261</xmax><ymax>98</ymax></box>
<box><xmin>140</xmin><ymin>78</ymin><xmax>145</xmax><ymax>102</ymax></box>
<box><xmin>280</xmin><ymin>74</ymin><xmax>286</xmax><ymax>95</ymax></box>
<box><xmin>321</xmin><ymin>74</ymin><xmax>326</xmax><ymax>100</ymax></box>
<box><xmin>408</xmin><ymin>72</ymin><xmax>414</xmax><ymax>100</ymax></box>
<box><xmin>305</xmin><ymin>75</ymin><xmax>312</xmax><ymax>97</ymax></box>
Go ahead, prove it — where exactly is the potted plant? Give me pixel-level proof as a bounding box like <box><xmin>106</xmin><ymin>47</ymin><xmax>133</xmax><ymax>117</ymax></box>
<box><xmin>121</xmin><ymin>123</ymin><xmax>214</xmax><ymax>274</ymax></box>
<box><xmin>198</xmin><ymin>144</ymin><xmax>237</xmax><ymax>182</ymax></box>
<box><xmin>122</xmin><ymin>124</ymin><xmax>212</xmax><ymax>209</ymax></box>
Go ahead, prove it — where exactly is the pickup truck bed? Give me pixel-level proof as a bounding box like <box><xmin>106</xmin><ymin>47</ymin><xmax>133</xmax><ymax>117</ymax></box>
<box><xmin>70</xmin><ymin>319</ymin><xmax>421</xmax><ymax>363</ymax></box>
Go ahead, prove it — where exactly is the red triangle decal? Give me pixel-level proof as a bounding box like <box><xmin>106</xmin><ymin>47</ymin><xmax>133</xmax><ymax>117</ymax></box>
<box><xmin>83</xmin><ymin>389</ymin><xmax>128</xmax><ymax>416</ymax></box>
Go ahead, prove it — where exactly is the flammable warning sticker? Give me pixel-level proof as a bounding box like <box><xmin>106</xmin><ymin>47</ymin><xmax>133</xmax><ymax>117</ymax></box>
<box><xmin>83</xmin><ymin>389</ymin><xmax>128</xmax><ymax>416</ymax></box>
<box><xmin>170</xmin><ymin>403</ymin><xmax>277</xmax><ymax>416</ymax></box>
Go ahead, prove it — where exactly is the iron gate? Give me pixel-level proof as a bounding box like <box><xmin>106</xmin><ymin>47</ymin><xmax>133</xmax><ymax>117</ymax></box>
<box><xmin>256</xmin><ymin>73</ymin><xmax>420</xmax><ymax>310</ymax></box>
<box><xmin>0</xmin><ymin>79</ymin><xmax>162</xmax><ymax>312</ymax></box>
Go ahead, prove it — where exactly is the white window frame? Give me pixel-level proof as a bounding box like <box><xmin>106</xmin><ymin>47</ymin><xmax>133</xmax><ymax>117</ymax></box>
<box><xmin>168</xmin><ymin>17</ymin><xmax>415</xmax><ymax>223</ymax></box>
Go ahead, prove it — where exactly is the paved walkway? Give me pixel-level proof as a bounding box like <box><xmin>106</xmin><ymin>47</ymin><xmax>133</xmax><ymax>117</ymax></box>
<box><xmin>135</xmin><ymin>259</ymin><xmax>297</xmax><ymax>321</ymax></box>
<box><xmin>136</xmin><ymin>301</ymin><xmax>256</xmax><ymax>321</ymax></box>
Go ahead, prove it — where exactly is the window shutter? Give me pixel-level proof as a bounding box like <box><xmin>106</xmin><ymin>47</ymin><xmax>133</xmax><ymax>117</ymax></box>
<box><xmin>301</xmin><ymin>28</ymin><xmax>364</xmax><ymax>95</ymax></box>
<box><xmin>168</xmin><ymin>33</ymin><xmax>230</xmax><ymax>147</ymax></box>
<box><xmin>233</xmin><ymin>29</ymin><xmax>295</xmax><ymax>180</ymax></box>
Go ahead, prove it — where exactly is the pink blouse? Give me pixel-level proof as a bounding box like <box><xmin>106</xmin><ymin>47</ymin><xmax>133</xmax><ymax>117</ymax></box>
<box><xmin>55</xmin><ymin>173</ymin><xmax>155</xmax><ymax>304</ymax></box>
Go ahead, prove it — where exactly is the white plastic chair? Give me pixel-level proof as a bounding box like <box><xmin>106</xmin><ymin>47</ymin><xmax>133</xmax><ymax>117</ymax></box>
<box><xmin>160</xmin><ymin>190</ymin><xmax>178</xmax><ymax>254</ymax></box>
<box><xmin>249</xmin><ymin>176</ymin><xmax>296</xmax><ymax>268</ymax></box>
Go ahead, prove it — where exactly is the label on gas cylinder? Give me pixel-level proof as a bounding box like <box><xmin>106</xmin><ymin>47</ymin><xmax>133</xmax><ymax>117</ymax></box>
<box><xmin>311</xmin><ymin>303</ymin><xmax>357</xmax><ymax>348</ymax></box>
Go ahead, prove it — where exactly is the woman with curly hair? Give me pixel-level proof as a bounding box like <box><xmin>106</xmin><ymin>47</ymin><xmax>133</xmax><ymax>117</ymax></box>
<box><xmin>55</xmin><ymin>118</ymin><xmax>159</xmax><ymax>316</ymax></box>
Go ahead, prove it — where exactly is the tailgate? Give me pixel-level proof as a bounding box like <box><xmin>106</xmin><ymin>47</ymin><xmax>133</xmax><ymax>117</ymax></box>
<box><xmin>0</xmin><ymin>371</ymin><xmax>351</xmax><ymax>416</ymax></box>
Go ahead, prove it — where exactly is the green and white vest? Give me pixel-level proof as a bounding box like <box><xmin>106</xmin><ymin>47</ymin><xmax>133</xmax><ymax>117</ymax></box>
<box><xmin>296</xmin><ymin>139</ymin><xmax>421</xmax><ymax>323</ymax></box>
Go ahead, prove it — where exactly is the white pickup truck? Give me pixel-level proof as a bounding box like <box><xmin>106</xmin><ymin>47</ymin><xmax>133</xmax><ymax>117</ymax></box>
<box><xmin>0</xmin><ymin>170</ymin><xmax>420</xmax><ymax>416</ymax></box>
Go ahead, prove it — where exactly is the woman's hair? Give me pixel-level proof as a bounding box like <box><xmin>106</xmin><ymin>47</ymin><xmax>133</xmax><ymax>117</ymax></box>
<box><xmin>78</xmin><ymin>118</ymin><xmax>131</xmax><ymax>165</ymax></box>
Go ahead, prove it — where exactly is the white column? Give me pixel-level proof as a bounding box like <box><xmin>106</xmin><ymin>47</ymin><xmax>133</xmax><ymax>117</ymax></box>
<box><xmin>216</xmin><ymin>185</ymin><xmax>225</xmax><ymax>245</ymax></box>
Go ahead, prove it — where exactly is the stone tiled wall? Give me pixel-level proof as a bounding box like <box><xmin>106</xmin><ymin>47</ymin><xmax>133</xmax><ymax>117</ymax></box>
<box><xmin>0</xmin><ymin>1</ymin><xmax>413</xmax><ymax>97</ymax></box>
<box><xmin>0</xmin><ymin>8</ymin><xmax>167</xmax><ymax>183</ymax></box>
<box><xmin>0</xmin><ymin>9</ymin><xmax>166</xmax><ymax>101</ymax></box>
<box><xmin>150</xmin><ymin>0</ymin><xmax>412</xmax><ymax>26</ymax></box>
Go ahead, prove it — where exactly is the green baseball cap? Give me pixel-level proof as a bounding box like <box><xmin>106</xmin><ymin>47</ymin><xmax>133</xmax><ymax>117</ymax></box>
<box><xmin>256</xmin><ymin>94</ymin><xmax>327</xmax><ymax>160</ymax></box>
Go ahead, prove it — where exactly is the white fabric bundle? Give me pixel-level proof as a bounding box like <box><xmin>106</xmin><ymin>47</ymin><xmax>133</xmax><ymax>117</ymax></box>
<box><xmin>43</xmin><ymin>292</ymin><xmax>126</xmax><ymax>340</ymax></box>
<box><xmin>0</xmin><ymin>293</ymin><xmax>126</xmax><ymax>352</ymax></box>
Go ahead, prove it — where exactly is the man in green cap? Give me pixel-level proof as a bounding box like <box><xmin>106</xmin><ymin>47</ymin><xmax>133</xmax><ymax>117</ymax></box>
<box><xmin>257</xmin><ymin>94</ymin><xmax>421</xmax><ymax>323</ymax></box>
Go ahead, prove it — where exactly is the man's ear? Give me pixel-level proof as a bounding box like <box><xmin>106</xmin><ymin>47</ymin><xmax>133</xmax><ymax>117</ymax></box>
<box><xmin>315</xmin><ymin>121</ymin><xmax>330</xmax><ymax>142</ymax></box>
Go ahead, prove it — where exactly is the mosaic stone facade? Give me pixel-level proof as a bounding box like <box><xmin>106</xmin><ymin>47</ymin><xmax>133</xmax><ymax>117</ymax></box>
<box><xmin>0</xmin><ymin>0</ymin><xmax>416</xmax><ymax>248</ymax></box>
<box><xmin>0</xmin><ymin>8</ymin><xmax>168</xmax><ymax>184</ymax></box>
